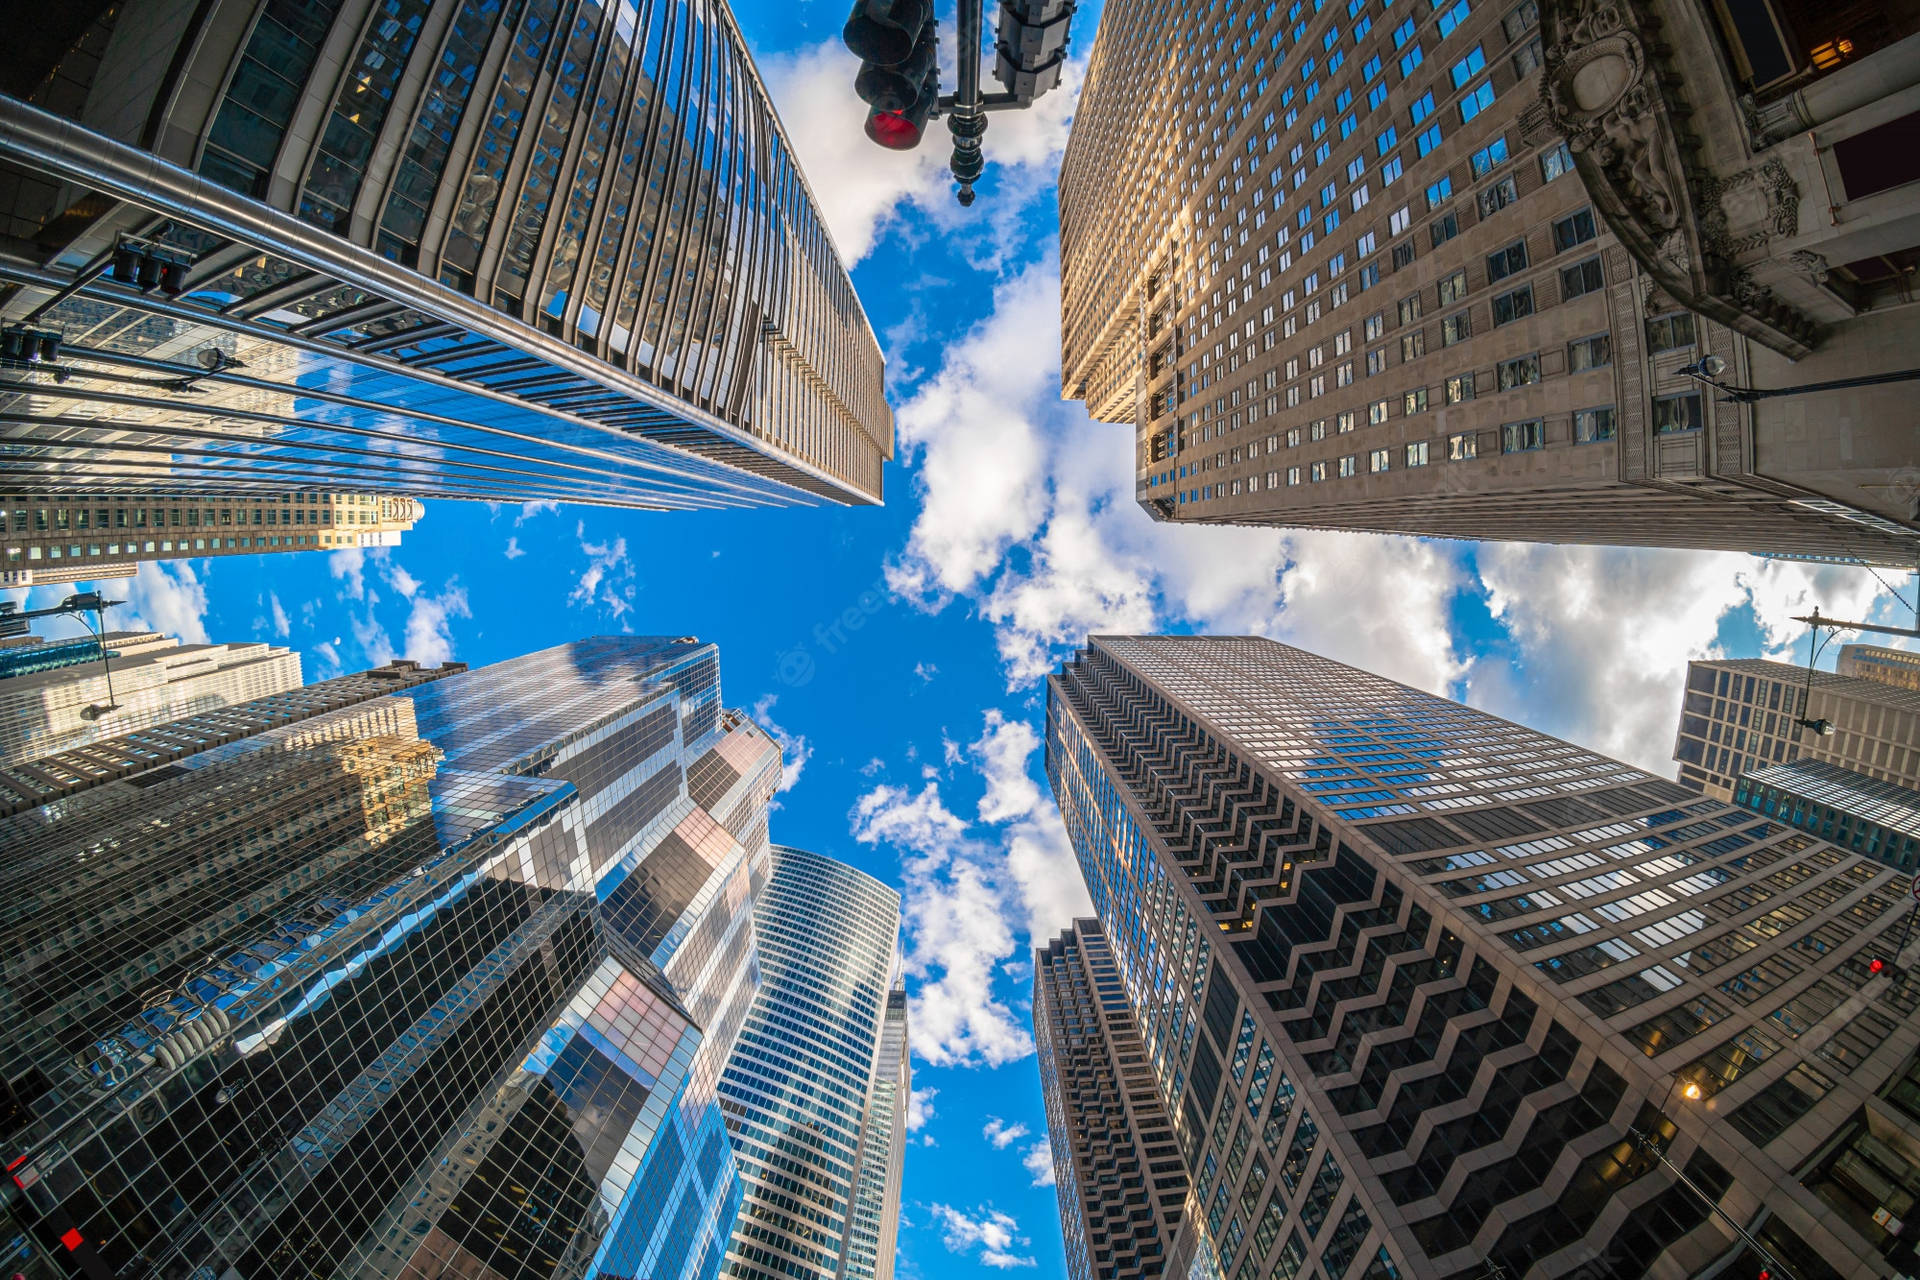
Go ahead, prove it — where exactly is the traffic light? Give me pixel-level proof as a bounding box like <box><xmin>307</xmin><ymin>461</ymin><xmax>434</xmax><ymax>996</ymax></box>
<box><xmin>1870</xmin><ymin>957</ymin><xmax>1886</xmax><ymax>975</ymax></box>
<box><xmin>845</xmin><ymin>0</ymin><xmax>940</xmax><ymax>149</ymax></box>
<box><xmin>994</xmin><ymin>0</ymin><xmax>1073</xmax><ymax>104</ymax></box>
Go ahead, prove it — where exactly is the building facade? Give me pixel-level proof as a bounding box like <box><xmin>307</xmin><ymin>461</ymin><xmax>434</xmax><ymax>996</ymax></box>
<box><xmin>0</xmin><ymin>635</ymin><xmax>784</xmax><ymax>1280</ymax></box>
<box><xmin>717</xmin><ymin>845</ymin><xmax>907</xmax><ymax>1280</ymax></box>
<box><xmin>1670</xmin><ymin>656</ymin><xmax>1920</xmax><ymax>800</ymax></box>
<box><xmin>1047</xmin><ymin>635</ymin><xmax>1920</xmax><ymax>1279</ymax></box>
<box><xmin>0</xmin><ymin>0</ymin><xmax>891</xmax><ymax>512</ymax></box>
<box><xmin>1035</xmin><ymin>918</ymin><xmax>1191</xmax><ymax>1280</ymax></box>
<box><xmin>0</xmin><ymin>631</ymin><xmax>300</xmax><ymax>764</ymax></box>
<box><xmin>1734</xmin><ymin>757</ymin><xmax>1920</xmax><ymax>872</ymax></box>
<box><xmin>0</xmin><ymin>627</ymin><xmax>173</xmax><ymax>680</ymax></box>
<box><xmin>1839</xmin><ymin>643</ymin><xmax>1920</xmax><ymax>693</ymax></box>
<box><xmin>1</xmin><ymin>489</ymin><xmax>420</xmax><ymax>587</ymax></box>
<box><xmin>1058</xmin><ymin>0</ymin><xmax>1920</xmax><ymax>565</ymax></box>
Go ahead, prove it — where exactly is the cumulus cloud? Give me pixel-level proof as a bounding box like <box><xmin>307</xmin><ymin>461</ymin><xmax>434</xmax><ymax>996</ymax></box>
<box><xmin>751</xmin><ymin>694</ymin><xmax>814</xmax><ymax>793</ymax></box>
<box><xmin>1022</xmin><ymin>1140</ymin><xmax>1055</xmax><ymax>1187</ymax></box>
<box><xmin>503</xmin><ymin>536</ymin><xmax>525</xmax><ymax>560</ymax></box>
<box><xmin>267</xmin><ymin>592</ymin><xmax>291</xmax><ymax>640</ymax></box>
<box><xmin>402</xmin><ymin>582</ymin><xmax>470</xmax><ymax>667</ymax></box>
<box><xmin>929</xmin><ymin>1205</ymin><xmax>1035</xmax><ymax>1270</ymax></box>
<box><xmin>119</xmin><ymin>561</ymin><xmax>210</xmax><ymax>645</ymax></box>
<box><xmin>330</xmin><ymin>548</ymin><xmax>370</xmax><ymax>602</ymax></box>
<box><xmin>907</xmin><ymin>1087</ymin><xmax>938</xmax><ymax>1132</ymax></box>
<box><xmin>312</xmin><ymin>639</ymin><xmax>343</xmax><ymax>679</ymax></box>
<box><xmin>982</xmin><ymin>1117</ymin><xmax>1029</xmax><ymax>1149</ymax></box>
<box><xmin>569</xmin><ymin>522</ymin><xmax>635</xmax><ymax>619</ymax></box>
<box><xmin>382</xmin><ymin>560</ymin><xmax>421</xmax><ymax>600</ymax></box>
<box><xmin>971</xmin><ymin>710</ymin><xmax>1043</xmax><ymax>824</ymax></box>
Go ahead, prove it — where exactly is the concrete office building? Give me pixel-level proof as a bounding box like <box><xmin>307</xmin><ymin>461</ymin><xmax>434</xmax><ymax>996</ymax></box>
<box><xmin>1671</xmin><ymin>656</ymin><xmax>1920</xmax><ymax>800</ymax></box>
<box><xmin>1047</xmin><ymin>635</ymin><xmax>1920</xmax><ymax>1279</ymax></box>
<box><xmin>0</xmin><ymin>636</ymin><xmax>783</xmax><ymax>1280</ymax></box>
<box><xmin>1733</xmin><ymin>758</ymin><xmax>1920</xmax><ymax>872</ymax></box>
<box><xmin>0</xmin><ymin>489</ymin><xmax>420</xmax><ymax>588</ymax></box>
<box><xmin>1839</xmin><ymin>643</ymin><xmax>1920</xmax><ymax>693</ymax></box>
<box><xmin>0</xmin><ymin>627</ymin><xmax>173</xmax><ymax>681</ymax></box>
<box><xmin>0</xmin><ymin>0</ymin><xmax>891</xmax><ymax>511</ymax></box>
<box><xmin>1035</xmin><ymin>918</ymin><xmax>1191</xmax><ymax>1280</ymax></box>
<box><xmin>1059</xmin><ymin>0</ymin><xmax>1920</xmax><ymax>565</ymax></box>
<box><xmin>717</xmin><ymin>846</ymin><xmax>908</xmax><ymax>1280</ymax></box>
<box><xmin>0</xmin><ymin>631</ymin><xmax>300</xmax><ymax>764</ymax></box>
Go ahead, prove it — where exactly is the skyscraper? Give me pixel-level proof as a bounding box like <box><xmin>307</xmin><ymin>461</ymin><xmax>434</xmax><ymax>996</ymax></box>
<box><xmin>0</xmin><ymin>0</ymin><xmax>891</xmax><ymax>511</ymax></box>
<box><xmin>1034</xmin><ymin>918</ymin><xmax>1190</xmax><ymax>1280</ymax></box>
<box><xmin>1838</xmin><ymin>643</ymin><xmax>1920</xmax><ymax>693</ymax></box>
<box><xmin>1047</xmin><ymin>635</ymin><xmax>1920</xmax><ymax>1279</ymax></box>
<box><xmin>0</xmin><ymin>630</ymin><xmax>300</xmax><ymax>764</ymax></box>
<box><xmin>1057</xmin><ymin>0</ymin><xmax>1920</xmax><ymax>565</ymax></box>
<box><xmin>717</xmin><ymin>845</ymin><xmax>908</xmax><ymax>1280</ymax></box>
<box><xmin>1670</xmin><ymin>657</ymin><xmax>1920</xmax><ymax>800</ymax></box>
<box><xmin>0</xmin><ymin>635</ymin><xmax>782</xmax><ymax>1280</ymax></box>
<box><xmin>1</xmin><ymin>489</ymin><xmax>421</xmax><ymax>588</ymax></box>
<box><xmin>1732</xmin><ymin>758</ymin><xmax>1920</xmax><ymax>873</ymax></box>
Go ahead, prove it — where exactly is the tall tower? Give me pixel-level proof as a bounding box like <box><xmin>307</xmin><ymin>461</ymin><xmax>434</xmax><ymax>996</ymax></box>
<box><xmin>1047</xmin><ymin>635</ymin><xmax>1920</xmax><ymax>1279</ymax></box>
<box><xmin>717</xmin><ymin>846</ymin><xmax>907</xmax><ymax>1280</ymax></box>
<box><xmin>1057</xmin><ymin>0</ymin><xmax>1920</xmax><ymax>565</ymax></box>
<box><xmin>0</xmin><ymin>0</ymin><xmax>891</xmax><ymax>511</ymax></box>
<box><xmin>0</xmin><ymin>636</ymin><xmax>782</xmax><ymax>1280</ymax></box>
<box><xmin>1034</xmin><ymin>918</ymin><xmax>1190</xmax><ymax>1280</ymax></box>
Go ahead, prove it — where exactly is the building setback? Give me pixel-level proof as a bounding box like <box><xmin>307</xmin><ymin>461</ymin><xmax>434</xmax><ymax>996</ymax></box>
<box><xmin>1671</xmin><ymin>657</ymin><xmax>1920</xmax><ymax>801</ymax></box>
<box><xmin>1058</xmin><ymin>0</ymin><xmax>1920</xmax><ymax>566</ymax></box>
<box><xmin>0</xmin><ymin>631</ymin><xmax>301</xmax><ymax>765</ymax></box>
<box><xmin>1733</xmin><ymin>758</ymin><xmax>1920</xmax><ymax>874</ymax></box>
<box><xmin>1839</xmin><ymin>644</ymin><xmax>1920</xmax><ymax>694</ymax></box>
<box><xmin>0</xmin><ymin>0</ymin><xmax>890</xmax><ymax>512</ymax></box>
<box><xmin>0</xmin><ymin>636</ymin><xmax>783</xmax><ymax>1280</ymax></box>
<box><xmin>1035</xmin><ymin>918</ymin><xmax>1191</xmax><ymax>1280</ymax></box>
<box><xmin>717</xmin><ymin>846</ymin><xmax>908</xmax><ymax>1280</ymax></box>
<box><xmin>1047</xmin><ymin>635</ymin><xmax>1920</xmax><ymax>1279</ymax></box>
<box><xmin>0</xmin><ymin>490</ymin><xmax>420</xmax><ymax>588</ymax></box>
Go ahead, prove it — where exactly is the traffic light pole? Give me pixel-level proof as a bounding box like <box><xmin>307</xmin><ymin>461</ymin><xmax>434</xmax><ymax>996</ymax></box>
<box><xmin>933</xmin><ymin>0</ymin><xmax>1030</xmax><ymax>205</ymax></box>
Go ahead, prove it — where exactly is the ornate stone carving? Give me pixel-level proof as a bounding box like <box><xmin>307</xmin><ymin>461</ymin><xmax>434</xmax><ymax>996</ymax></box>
<box><xmin>1537</xmin><ymin>0</ymin><xmax>1822</xmax><ymax>359</ymax></box>
<box><xmin>1789</xmin><ymin>250</ymin><xmax>1831</xmax><ymax>284</ymax></box>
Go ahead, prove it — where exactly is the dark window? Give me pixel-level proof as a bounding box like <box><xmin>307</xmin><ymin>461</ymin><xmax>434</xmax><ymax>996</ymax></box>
<box><xmin>1492</xmin><ymin>285</ymin><xmax>1534</xmax><ymax>326</ymax></box>
<box><xmin>1559</xmin><ymin>257</ymin><xmax>1605</xmax><ymax>298</ymax></box>
<box><xmin>1553</xmin><ymin>208</ymin><xmax>1598</xmax><ymax>251</ymax></box>
<box><xmin>1430</xmin><ymin>212</ymin><xmax>1460</xmax><ymax>248</ymax></box>
<box><xmin>1486</xmin><ymin>240</ymin><xmax>1528</xmax><ymax>282</ymax></box>
<box><xmin>1653</xmin><ymin>392</ymin><xmax>1704</xmax><ymax>433</ymax></box>
<box><xmin>1646</xmin><ymin>312</ymin><xmax>1697</xmax><ymax>351</ymax></box>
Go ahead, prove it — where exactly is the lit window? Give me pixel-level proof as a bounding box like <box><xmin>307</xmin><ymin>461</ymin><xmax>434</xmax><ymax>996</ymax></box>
<box><xmin>1445</xmin><ymin>372</ymin><xmax>1476</xmax><ymax>403</ymax></box>
<box><xmin>1370</xmin><ymin>448</ymin><xmax>1391</xmax><ymax>472</ymax></box>
<box><xmin>1369</xmin><ymin>399</ymin><xmax>1390</xmax><ymax>424</ymax></box>
<box><xmin>1448</xmin><ymin>431</ymin><xmax>1477</xmax><ymax>460</ymax></box>
<box><xmin>1497</xmin><ymin>354</ymin><xmax>1540</xmax><ymax>389</ymax></box>
<box><xmin>1500</xmin><ymin>419</ymin><xmax>1544</xmax><ymax>452</ymax></box>
<box><xmin>1403</xmin><ymin>387</ymin><xmax>1430</xmax><ymax>414</ymax></box>
<box><xmin>1338</xmin><ymin>454</ymin><xmax>1358</xmax><ymax>477</ymax></box>
<box><xmin>1574</xmin><ymin>407</ymin><xmax>1616</xmax><ymax>442</ymax></box>
<box><xmin>1437</xmin><ymin>269</ymin><xmax>1468</xmax><ymax>304</ymax></box>
<box><xmin>1406</xmin><ymin>440</ymin><xmax>1431</xmax><ymax>466</ymax></box>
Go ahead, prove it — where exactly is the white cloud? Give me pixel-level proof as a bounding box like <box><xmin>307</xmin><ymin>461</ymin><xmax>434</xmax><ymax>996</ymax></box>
<box><xmin>752</xmin><ymin>694</ymin><xmax>814</xmax><ymax>793</ymax></box>
<box><xmin>759</xmin><ymin>40</ymin><xmax>1080</xmax><ymax>266</ymax></box>
<box><xmin>118</xmin><ymin>561</ymin><xmax>210</xmax><ymax>645</ymax></box>
<box><xmin>267</xmin><ymin>591</ymin><xmax>291</xmax><ymax>640</ymax></box>
<box><xmin>569</xmin><ymin>522</ymin><xmax>635</xmax><ymax>619</ymax></box>
<box><xmin>503</xmin><ymin>536</ymin><xmax>525</xmax><ymax>560</ymax></box>
<box><xmin>929</xmin><ymin>1205</ymin><xmax>1035</xmax><ymax>1270</ymax></box>
<box><xmin>915</xmin><ymin>661</ymin><xmax>938</xmax><ymax>682</ymax></box>
<box><xmin>1022</xmin><ymin>1139</ymin><xmax>1055</xmax><ymax>1187</ymax></box>
<box><xmin>382</xmin><ymin>561</ymin><xmax>421</xmax><ymax>600</ymax></box>
<box><xmin>970</xmin><ymin>709</ymin><xmax>1042</xmax><ymax>824</ymax></box>
<box><xmin>402</xmin><ymin>582</ymin><xmax>470</xmax><ymax>667</ymax></box>
<box><xmin>907</xmin><ymin>1087</ymin><xmax>938</xmax><ymax>1132</ymax></box>
<box><xmin>329</xmin><ymin>548</ymin><xmax>370</xmax><ymax>602</ymax></box>
<box><xmin>517</xmin><ymin>499</ymin><xmax>559</xmax><ymax>523</ymax></box>
<box><xmin>312</xmin><ymin>640</ymin><xmax>342</xmax><ymax>679</ymax></box>
<box><xmin>982</xmin><ymin>1117</ymin><xmax>1029</xmax><ymax>1149</ymax></box>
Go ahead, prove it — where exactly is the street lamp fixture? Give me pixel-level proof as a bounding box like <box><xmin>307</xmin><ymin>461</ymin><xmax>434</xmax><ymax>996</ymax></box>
<box><xmin>1677</xmin><ymin>351</ymin><xmax>1920</xmax><ymax>404</ymax></box>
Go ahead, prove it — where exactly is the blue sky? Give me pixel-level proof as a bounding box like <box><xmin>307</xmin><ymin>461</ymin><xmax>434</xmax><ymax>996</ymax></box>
<box><xmin>10</xmin><ymin>1</ymin><xmax>1919</xmax><ymax>1274</ymax></box>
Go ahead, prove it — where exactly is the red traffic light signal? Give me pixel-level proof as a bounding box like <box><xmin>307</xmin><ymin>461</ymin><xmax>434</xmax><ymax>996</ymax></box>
<box><xmin>844</xmin><ymin>0</ymin><xmax>938</xmax><ymax>151</ymax></box>
<box><xmin>867</xmin><ymin>108</ymin><xmax>927</xmax><ymax>150</ymax></box>
<box><xmin>1869</xmin><ymin>957</ymin><xmax>1885</xmax><ymax>975</ymax></box>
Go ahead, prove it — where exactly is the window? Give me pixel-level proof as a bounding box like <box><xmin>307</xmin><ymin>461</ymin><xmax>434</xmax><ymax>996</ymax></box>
<box><xmin>1375</xmin><ymin>126</ymin><xmax>1399</xmax><ymax>156</ymax></box>
<box><xmin>1647</xmin><ymin>312</ymin><xmax>1697</xmax><ymax>351</ymax></box>
<box><xmin>1502</xmin><ymin>0</ymin><xmax>1539</xmax><ymax>40</ymax></box>
<box><xmin>1311</xmin><ymin>419</ymin><xmax>1329</xmax><ymax>441</ymax></box>
<box><xmin>1403</xmin><ymin>387</ymin><xmax>1430</xmax><ymax>414</ymax></box>
<box><xmin>1400</xmin><ymin>46</ymin><xmax>1426</xmax><ymax>76</ymax></box>
<box><xmin>1338</xmin><ymin>454</ymin><xmax>1359</xmax><ymax>477</ymax></box>
<box><xmin>1369</xmin><ymin>399</ymin><xmax>1390</xmax><ymax>424</ymax></box>
<box><xmin>1438</xmin><ymin>269</ymin><xmax>1468</xmax><ymax>304</ymax></box>
<box><xmin>1553</xmin><ymin>208</ymin><xmax>1597</xmax><ymax>252</ymax></box>
<box><xmin>1470</xmin><ymin>137</ymin><xmax>1510</xmax><ymax>176</ymax></box>
<box><xmin>1366</xmin><ymin>347</ymin><xmax>1387</xmax><ymax>375</ymax></box>
<box><xmin>1364</xmin><ymin>312</ymin><xmax>1385</xmax><ymax>341</ymax></box>
<box><xmin>1337</xmin><ymin>410</ymin><xmax>1357</xmax><ymax>432</ymax></box>
<box><xmin>1406</xmin><ymin>440</ymin><xmax>1430</xmax><ymax>466</ymax></box>
<box><xmin>1497</xmin><ymin>354</ymin><xmax>1540</xmax><ymax>389</ymax></box>
<box><xmin>1430</xmin><ymin>212</ymin><xmax>1460</xmax><ymax>247</ymax></box>
<box><xmin>1397</xmin><ymin>295</ymin><xmax>1422</xmax><ymax>326</ymax></box>
<box><xmin>1393</xmin><ymin>16</ymin><xmax>1417</xmax><ymax>46</ymax></box>
<box><xmin>1401</xmin><ymin>331</ymin><xmax>1426</xmax><ymax>361</ymax></box>
<box><xmin>1416</xmin><ymin>124</ymin><xmax>1444</xmax><ymax>156</ymax></box>
<box><xmin>1311</xmin><ymin>460</ymin><xmax>1328</xmax><ymax>481</ymax></box>
<box><xmin>1493</xmin><ymin>284</ymin><xmax>1534</xmax><ymax>325</ymax></box>
<box><xmin>1546</xmin><ymin>331</ymin><xmax>1611</xmax><ymax>378</ymax></box>
<box><xmin>1436</xmin><ymin>0</ymin><xmax>1472</xmax><ymax>38</ymax></box>
<box><xmin>1574</xmin><ymin>406</ymin><xmax>1616</xmax><ymax>442</ymax></box>
<box><xmin>1289</xmin><ymin>466</ymin><xmax>1302</xmax><ymax>485</ymax></box>
<box><xmin>1389</xmin><ymin>205</ymin><xmax>1412</xmax><ymax>235</ymax></box>
<box><xmin>1449</xmin><ymin>431</ymin><xmax>1477</xmax><ymax>460</ymax></box>
<box><xmin>1653</xmin><ymin>391</ymin><xmax>1705</xmax><ymax>433</ymax></box>
<box><xmin>1451</xmin><ymin>45</ymin><xmax>1487</xmax><ymax>87</ymax></box>
<box><xmin>1392</xmin><ymin>241</ymin><xmax>1414</xmax><ymax>271</ymax></box>
<box><xmin>1459</xmin><ymin>81</ymin><xmax>1496</xmax><ymax>122</ymax></box>
<box><xmin>1478</xmin><ymin>175</ymin><xmax>1519</xmax><ymax>217</ymax></box>
<box><xmin>1486</xmin><ymin>241</ymin><xmax>1528</xmax><ymax>282</ymax></box>
<box><xmin>1501</xmin><ymin>419</ymin><xmax>1544</xmax><ymax>452</ymax></box>
<box><xmin>1370</xmin><ymin>448</ymin><xmax>1391</xmax><ymax>472</ymax></box>
<box><xmin>1410</xmin><ymin>91</ymin><xmax>1436</xmax><ymax>125</ymax></box>
<box><xmin>1442</xmin><ymin>310</ymin><xmax>1472</xmax><ymax>345</ymax></box>
<box><xmin>1541</xmin><ymin>141</ymin><xmax>1575</xmax><ymax>182</ymax></box>
<box><xmin>1560</xmin><ymin>257</ymin><xmax>1604</xmax><ymax>298</ymax></box>
<box><xmin>1380</xmin><ymin>155</ymin><xmax>1404</xmax><ymax>185</ymax></box>
<box><xmin>1445</xmin><ymin>372</ymin><xmax>1477</xmax><ymax>403</ymax></box>
<box><xmin>1512</xmin><ymin>35</ymin><xmax>1543</xmax><ymax>77</ymax></box>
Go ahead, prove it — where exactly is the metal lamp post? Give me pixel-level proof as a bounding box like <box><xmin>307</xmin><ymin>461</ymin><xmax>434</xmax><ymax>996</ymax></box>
<box><xmin>1676</xmin><ymin>352</ymin><xmax>1920</xmax><ymax>403</ymax></box>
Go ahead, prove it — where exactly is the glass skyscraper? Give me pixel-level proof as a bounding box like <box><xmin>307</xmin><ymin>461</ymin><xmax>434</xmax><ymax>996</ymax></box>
<box><xmin>0</xmin><ymin>0</ymin><xmax>891</xmax><ymax>510</ymax></box>
<box><xmin>0</xmin><ymin>635</ymin><xmax>782</xmax><ymax>1280</ymax></box>
<box><xmin>717</xmin><ymin>845</ymin><xmax>908</xmax><ymax>1280</ymax></box>
<box><xmin>1044</xmin><ymin>635</ymin><xmax>1920</xmax><ymax>1280</ymax></box>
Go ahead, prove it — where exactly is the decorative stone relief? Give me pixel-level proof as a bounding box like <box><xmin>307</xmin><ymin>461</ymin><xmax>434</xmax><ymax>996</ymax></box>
<box><xmin>1789</xmin><ymin>250</ymin><xmax>1830</xmax><ymax>284</ymax></box>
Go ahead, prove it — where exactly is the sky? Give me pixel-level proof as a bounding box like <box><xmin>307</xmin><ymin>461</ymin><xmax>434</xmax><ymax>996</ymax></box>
<box><xmin>9</xmin><ymin>1</ymin><xmax>1920</xmax><ymax>1275</ymax></box>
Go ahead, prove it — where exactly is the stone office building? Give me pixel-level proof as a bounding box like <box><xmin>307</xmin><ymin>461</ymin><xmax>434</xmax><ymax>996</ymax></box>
<box><xmin>1059</xmin><ymin>0</ymin><xmax>1920</xmax><ymax>565</ymax></box>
